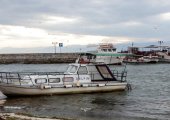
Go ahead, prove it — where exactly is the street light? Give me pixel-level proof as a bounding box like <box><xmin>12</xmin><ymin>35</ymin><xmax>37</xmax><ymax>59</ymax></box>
<box><xmin>158</xmin><ymin>41</ymin><xmax>163</xmax><ymax>51</ymax></box>
<box><xmin>132</xmin><ymin>42</ymin><xmax>134</xmax><ymax>47</ymax></box>
<box><xmin>52</xmin><ymin>42</ymin><xmax>58</xmax><ymax>53</ymax></box>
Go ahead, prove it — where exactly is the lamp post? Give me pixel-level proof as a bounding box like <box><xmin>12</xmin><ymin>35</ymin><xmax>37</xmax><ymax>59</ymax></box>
<box><xmin>158</xmin><ymin>41</ymin><xmax>163</xmax><ymax>51</ymax></box>
<box><xmin>52</xmin><ymin>42</ymin><xmax>58</xmax><ymax>53</ymax></box>
<box><xmin>132</xmin><ymin>42</ymin><xmax>134</xmax><ymax>47</ymax></box>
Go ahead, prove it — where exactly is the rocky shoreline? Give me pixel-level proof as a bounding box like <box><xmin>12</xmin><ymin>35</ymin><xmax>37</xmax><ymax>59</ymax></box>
<box><xmin>0</xmin><ymin>113</ymin><xmax>75</xmax><ymax>120</ymax></box>
<box><xmin>0</xmin><ymin>113</ymin><xmax>60</xmax><ymax>120</ymax></box>
<box><xmin>0</xmin><ymin>53</ymin><xmax>78</xmax><ymax>64</ymax></box>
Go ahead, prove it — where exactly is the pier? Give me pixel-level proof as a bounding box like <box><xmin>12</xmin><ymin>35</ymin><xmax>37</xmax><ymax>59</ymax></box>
<box><xmin>0</xmin><ymin>53</ymin><xmax>79</xmax><ymax>64</ymax></box>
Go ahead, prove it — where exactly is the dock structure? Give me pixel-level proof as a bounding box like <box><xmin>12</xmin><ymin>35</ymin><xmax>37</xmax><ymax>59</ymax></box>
<box><xmin>0</xmin><ymin>53</ymin><xmax>79</xmax><ymax>64</ymax></box>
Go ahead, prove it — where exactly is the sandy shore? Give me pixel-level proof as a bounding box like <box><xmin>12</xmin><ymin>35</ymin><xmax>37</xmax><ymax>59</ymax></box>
<box><xmin>0</xmin><ymin>113</ymin><xmax>63</xmax><ymax>120</ymax></box>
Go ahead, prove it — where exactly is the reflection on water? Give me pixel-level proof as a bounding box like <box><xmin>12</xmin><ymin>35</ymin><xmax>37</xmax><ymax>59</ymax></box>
<box><xmin>0</xmin><ymin>64</ymin><xmax>170</xmax><ymax>120</ymax></box>
<box><xmin>1</xmin><ymin>93</ymin><xmax>129</xmax><ymax>120</ymax></box>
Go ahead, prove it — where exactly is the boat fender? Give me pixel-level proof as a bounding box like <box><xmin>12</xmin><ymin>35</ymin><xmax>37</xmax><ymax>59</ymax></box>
<box><xmin>65</xmin><ymin>85</ymin><xmax>72</xmax><ymax>88</ymax></box>
<box><xmin>40</xmin><ymin>84</ymin><xmax>45</xmax><ymax>90</ymax></box>
<box><xmin>98</xmin><ymin>84</ymin><xmax>105</xmax><ymax>87</ymax></box>
<box><xmin>82</xmin><ymin>84</ymin><xmax>89</xmax><ymax>87</ymax></box>
<box><xmin>44</xmin><ymin>85</ymin><xmax>51</xmax><ymax>89</ymax></box>
<box><xmin>76</xmin><ymin>80</ymin><xmax>80</xmax><ymax>87</ymax></box>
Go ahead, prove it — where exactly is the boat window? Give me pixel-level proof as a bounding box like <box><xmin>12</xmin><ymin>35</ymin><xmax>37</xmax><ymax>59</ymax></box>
<box><xmin>66</xmin><ymin>65</ymin><xmax>78</xmax><ymax>73</ymax></box>
<box><xmin>103</xmin><ymin>49</ymin><xmax>107</xmax><ymax>52</ymax></box>
<box><xmin>87</xmin><ymin>55</ymin><xmax>93</xmax><ymax>59</ymax></box>
<box><xmin>97</xmin><ymin>66</ymin><xmax>112</xmax><ymax>79</ymax></box>
<box><xmin>78</xmin><ymin>66</ymin><xmax>88</xmax><ymax>74</ymax></box>
<box><xmin>88</xmin><ymin>65</ymin><xmax>103</xmax><ymax>80</ymax></box>
<box><xmin>108</xmin><ymin>49</ymin><xmax>112</xmax><ymax>52</ymax></box>
<box><xmin>35</xmin><ymin>78</ymin><xmax>47</xmax><ymax>84</ymax></box>
<box><xmin>49</xmin><ymin>78</ymin><xmax>60</xmax><ymax>83</ymax></box>
<box><xmin>63</xmin><ymin>77</ymin><xmax>74</xmax><ymax>82</ymax></box>
<box><xmin>112</xmin><ymin>48</ymin><xmax>116</xmax><ymax>52</ymax></box>
<box><xmin>8</xmin><ymin>79</ymin><xmax>20</xmax><ymax>85</ymax></box>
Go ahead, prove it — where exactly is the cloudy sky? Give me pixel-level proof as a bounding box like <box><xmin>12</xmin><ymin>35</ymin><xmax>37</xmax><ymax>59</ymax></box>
<box><xmin>0</xmin><ymin>0</ymin><xmax>170</xmax><ymax>53</ymax></box>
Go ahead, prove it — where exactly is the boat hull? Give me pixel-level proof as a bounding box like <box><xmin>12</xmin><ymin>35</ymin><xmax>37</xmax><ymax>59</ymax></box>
<box><xmin>0</xmin><ymin>83</ymin><xmax>127</xmax><ymax>96</ymax></box>
<box><xmin>123</xmin><ymin>60</ymin><xmax>158</xmax><ymax>64</ymax></box>
<box><xmin>158</xmin><ymin>59</ymin><xmax>170</xmax><ymax>63</ymax></box>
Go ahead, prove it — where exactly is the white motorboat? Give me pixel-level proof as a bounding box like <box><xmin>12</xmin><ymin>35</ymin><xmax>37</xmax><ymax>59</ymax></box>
<box><xmin>77</xmin><ymin>43</ymin><xmax>128</xmax><ymax>65</ymax></box>
<box><xmin>0</xmin><ymin>63</ymin><xmax>128</xmax><ymax>96</ymax></box>
<box><xmin>95</xmin><ymin>43</ymin><xmax>127</xmax><ymax>65</ymax></box>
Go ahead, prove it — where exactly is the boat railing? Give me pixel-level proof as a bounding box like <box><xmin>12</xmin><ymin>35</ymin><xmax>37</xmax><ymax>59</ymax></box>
<box><xmin>0</xmin><ymin>71</ymin><xmax>127</xmax><ymax>86</ymax></box>
<box><xmin>111</xmin><ymin>70</ymin><xmax>127</xmax><ymax>82</ymax></box>
<box><xmin>108</xmin><ymin>64</ymin><xmax>127</xmax><ymax>82</ymax></box>
<box><xmin>0</xmin><ymin>72</ymin><xmax>65</xmax><ymax>86</ymax></box>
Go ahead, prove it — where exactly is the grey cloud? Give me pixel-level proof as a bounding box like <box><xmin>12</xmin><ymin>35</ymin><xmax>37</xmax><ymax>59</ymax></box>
<box><xmin>0</xmin><ymin>0</ymin><xmax>170</xmax><ymax>43</ymax></box>
<box><xmin>0</xmin><ymin>0</ymin><xmax>164</xmax><ymax>24</ymax></box>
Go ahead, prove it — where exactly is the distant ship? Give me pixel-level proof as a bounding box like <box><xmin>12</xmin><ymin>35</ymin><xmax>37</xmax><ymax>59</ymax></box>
<box><xmin>123</xmin><ymin>46</ymin><xmax>159</xmax><ymax>64</ymax></box>
<box><xmin>77</xmin><ymin>43</ymin><xmax>128</xmax><ymax>65</ymax></box>
<box><xmin>94</xmin><ymin>43</ymin><xmax>128</xmax><ymax>65</ymax></box>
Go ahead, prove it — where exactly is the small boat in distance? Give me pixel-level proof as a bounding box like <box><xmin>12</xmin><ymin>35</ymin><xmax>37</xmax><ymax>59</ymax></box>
<box><xmin>0</xmin><ymin>63</ymin><xmax>128</xmax><ymax>96</ymax></box>
<box><xmin>123</xmin><ymin>54</ymin><xmax>159</xmax><ymax>64</ymax></box>
<box><xmin>122</xmin><ymin>45</ymin><xmax>160</xmax><ymax>64</ymax></box>
<box><xmin>156</xmin><ymin>48</ymin><xmax>170</xmax><ymax>63</ymax></box>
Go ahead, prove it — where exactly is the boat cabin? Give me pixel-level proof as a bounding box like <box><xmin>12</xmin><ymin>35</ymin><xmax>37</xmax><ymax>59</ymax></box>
<box><xmin>76</xmin><ymin>53</ymin><xmax>96</xmax><ymax>64</ymax></box>
<box><xmin>98</xmin><ymin>43</ymin><xmax>117</xmax><ymax>53</ymax></box>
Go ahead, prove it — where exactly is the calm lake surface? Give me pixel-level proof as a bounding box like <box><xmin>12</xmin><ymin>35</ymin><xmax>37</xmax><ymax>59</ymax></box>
<box><xmin>0</xmin><ymin>64</ymin><xmax>170</xmax><ymax>120</ymax></box>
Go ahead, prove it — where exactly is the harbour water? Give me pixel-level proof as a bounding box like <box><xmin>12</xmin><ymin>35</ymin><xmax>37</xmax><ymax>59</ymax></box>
<box><xmin>0</xmin><ymin>64</ymin><xmax>170</xmax><ymax>120</ymax></box>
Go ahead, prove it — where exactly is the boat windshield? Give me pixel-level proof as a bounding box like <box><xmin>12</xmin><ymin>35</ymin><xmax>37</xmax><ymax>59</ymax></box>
<box><xmin>66</xmin><ymin>65</ymin><xmax>78</xmax><ymax>74</ymax></box>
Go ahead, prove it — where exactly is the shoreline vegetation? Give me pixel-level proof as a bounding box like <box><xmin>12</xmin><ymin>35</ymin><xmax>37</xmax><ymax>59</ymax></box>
<box><xmin>0</xmin><ymin>113</ymin><xmax>76</xmax><ymax>120</ymax></box>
